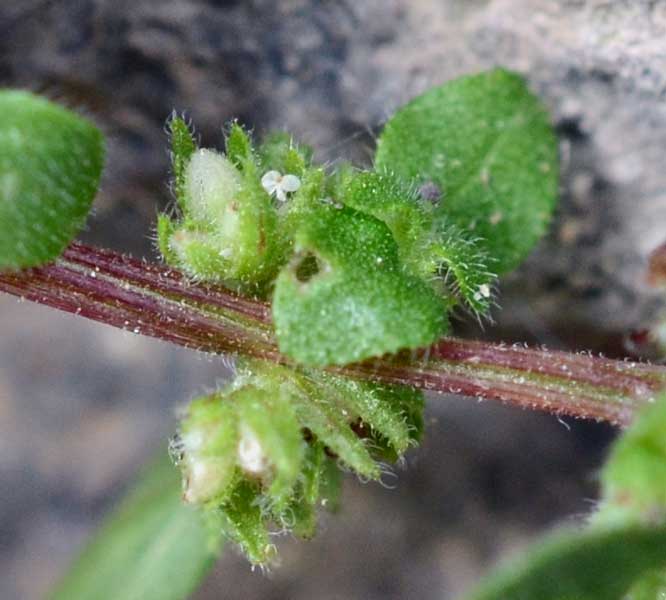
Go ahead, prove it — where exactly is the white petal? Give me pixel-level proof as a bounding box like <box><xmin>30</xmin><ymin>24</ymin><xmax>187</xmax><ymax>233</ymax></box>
<box><xmin>238</xmin><ymin>427</ymin><xmax>268</xmax><ymax>474</ymax></box>
<box><xmin>275</xmin><ymin>187</ymin><xmax>287</xmax><ymax>203</ymax></box>
<box><xmin>280</xmin><ymin>174</ymin><xmax>301</xmax><ymax>193</ymax></box>
<box><xmin>261</xmin><ymin>170</ymin><xmax>282</xmax><ymax>194</ymax></box>
<box><xmin>264</xmin><ymin>182</ymin><xmax>279</xmax><ymax>196</ymax></box>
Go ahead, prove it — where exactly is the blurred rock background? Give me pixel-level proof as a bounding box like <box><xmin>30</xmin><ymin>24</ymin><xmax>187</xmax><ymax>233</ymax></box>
<box><xmin>1</xmin><ymin>1</ymin><xmax>665</xmax><ymax>598</ymax></box>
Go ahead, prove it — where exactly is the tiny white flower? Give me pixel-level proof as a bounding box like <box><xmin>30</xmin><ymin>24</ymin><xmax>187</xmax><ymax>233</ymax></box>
<box><xmin>261</xmin><ymin>170</ymin><xmax>301</xmax><ymax>203</ymax></box>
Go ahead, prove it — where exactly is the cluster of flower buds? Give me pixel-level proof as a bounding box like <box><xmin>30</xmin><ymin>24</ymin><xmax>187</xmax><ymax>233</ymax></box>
<box><xmin>173</xmin><ymin>360</ymin><xmax>423</xmax><ymax>564</ymax></box>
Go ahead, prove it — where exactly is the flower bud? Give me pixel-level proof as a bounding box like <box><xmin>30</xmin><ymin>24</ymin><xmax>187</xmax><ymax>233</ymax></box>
<box><xmin>184</xmin><ymin>149</ymin><xmax>242</xmax><ymax>224</ymax></box>
<box><xmin>179</xmin><ymin>395</ymin><xmax>237</xmax><ymax>505</ymax></box>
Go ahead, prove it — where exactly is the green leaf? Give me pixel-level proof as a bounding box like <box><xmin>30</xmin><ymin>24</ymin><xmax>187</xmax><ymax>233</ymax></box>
<box><xmin>341</xmin><ymin>170</ymin><xmax>429</xmax><ymax>268</ymax></box>
<box><xmin>375</xmin><ymin>69</ymin><xmax>558</xmax><ymax>274</ymax></box>
<box><xmin>52</xmin><ymin>450</ymin><xmax>217</xmax><ymax>600</ymax></box>
<box><xmin>465</xmin><ymin>525</ymin><xmax>666</xmax><ymax>600</ymax></box>
<box><xmin>341</xmin><ymin>170</ymin><xmax>496</xmax><ymax>315</ymax></box>
<box><xmin>0</xmin><ymin>90</ymin><xmax>104</xmax><ymax>269</ymax></box>
<box><xmin>272</xmin><ymin>205</ymin><xmax>447</xmax><ymax>366</ymax></box>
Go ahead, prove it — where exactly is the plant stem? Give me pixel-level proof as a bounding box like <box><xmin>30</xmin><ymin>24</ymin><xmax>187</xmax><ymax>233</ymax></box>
<box><xmin>1</xmin><ymin>243</ymin><xmax>664</xmax><ymax>426</ymax></box>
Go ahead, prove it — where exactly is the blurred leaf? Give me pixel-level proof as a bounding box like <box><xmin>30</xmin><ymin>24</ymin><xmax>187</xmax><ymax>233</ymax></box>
<box><xmin>52</xmin><ymin>450</ymin><xmax>217</xmax><ymax>600</ymax></box>
<box><xmin>465</xmin><ymin>525</ymin><xmax>666</xmax><ymax>600</ymax></box>
<box><xmin>593</xmin><ymin>395</ymin><xmax>666</xmax><ymax>529</ymax></box>
<box><xmin>627</xmin><ymin>569</ymin><xmax>666</xmax><ymax>600</ymax></box>
<box><xmin>0</xmin><ymin>90</ymin><xmax>104</xmax><ymax>269</ymax></box>
<box><xmin>375</xmin><ymin>69</ymin><xmax>558</xmax><ymax>274</ymax></box>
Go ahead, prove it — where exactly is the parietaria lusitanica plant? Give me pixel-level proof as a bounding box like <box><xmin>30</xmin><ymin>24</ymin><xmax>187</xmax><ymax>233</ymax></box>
<box><xmin>2</xmin><ymin>69</ymin><xmax>666</xmax><ymax>599</ymax></box>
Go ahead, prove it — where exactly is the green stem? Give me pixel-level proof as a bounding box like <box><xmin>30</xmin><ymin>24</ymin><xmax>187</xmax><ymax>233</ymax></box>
<box><xmin>1</xmin><ymin>243</ymin><xmax>663</xmax><ymax>426</ymax></box>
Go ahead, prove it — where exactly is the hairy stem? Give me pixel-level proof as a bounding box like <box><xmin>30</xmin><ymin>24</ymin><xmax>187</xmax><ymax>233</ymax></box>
<box><xmin>1</xmin><ymin>243</ymin><xmax>664</xmax><ymax>426</ymax></box>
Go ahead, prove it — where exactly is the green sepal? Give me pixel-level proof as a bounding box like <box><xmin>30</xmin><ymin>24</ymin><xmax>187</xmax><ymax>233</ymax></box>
<box><xmin>160</xmin><ymin>153</ymin><xmax>288</xmax><ymax>295</ymax></box>
<box><xmin>155</xmin><ymin>213</ymin><xmax>179</xmax><ymax>265</ymax></box>
<box><xmin>167</xmin><ymin>227</ymin><xmax>231</xmax><ymax>283</ymax></box>
<box><xmin>425</xmin><ymin>217</ymin><xmax>497</xmax><ymax>316</ymax></box>
<box><xmin>289</xmin><ymin>443</ymin><xmax>340</xmax><ymax>538</ymax></box>
<box><xmin>216</xmin><ymin>479</ymin><xmax>276</xmax><ymax>566</ymax></box>
<box><xmin>272</xmin><ymin>205</ymin><xmax>447</xmax><ymax>366</ymax></box>
<box><xmin>227</xmin><ymin>157</ymin><xmax>289</xmax><ymax>289</ymax></box>
<box><xmin>315</xmin><ymin>374</ymin><xmax>422</xmax><ymax>456</ymax></box>
<box><xmin>0</xmin><ymin>90</ymin><xmax>104</xmax><ymax>270</ymax></box>
<box><xmin>286</xmin><ymin>371</ymin><xmax>380</xmax><ymax>478</ymax></box>
<box><xmin>627</xmin><ymin>570</ymin><xmax>666</xmax><ymax>600</ymax></box>
<box><xmin>225</xmin><ymin>121</ymin><xmax>253</xmax><ymax>169</ymax></box>
<box><xmin>258</xmin><ymin>132</ymin><xmax>313</xmax><ymax>176</ymax></box>
<box><xmin>375</xmin><ymin>68</ymin><xmax>559</xmax><ymax>274</ymax></box>
<box><xmin>167</xmin><ymin>113</ymin><xmax>197</xmax><ymax>209</ymax></box>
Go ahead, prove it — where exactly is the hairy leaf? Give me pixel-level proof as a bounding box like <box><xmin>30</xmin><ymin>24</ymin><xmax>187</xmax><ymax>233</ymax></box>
<box><xmin>52</xmin><ymin>451</ymin><xmax>217</xmax><ymax>600</ymax></box>
<box><xmin>375</xmin><ymin>69</ymin><xmax>558</xmax><ymax>274</ymax></box>
<box><xmin>0</xmin><ymin>90</ymin><xmax>104</xmax><ymax>269</ymax></box>
<box><xmin>342</xmin><ymin>170</ymin><xmax>496</xmax><ymax>315</ymax></box>
<box><xmin>272</xmin><ymin>205</ymin><xmax>447</xmax><ymax>366</ymax></box>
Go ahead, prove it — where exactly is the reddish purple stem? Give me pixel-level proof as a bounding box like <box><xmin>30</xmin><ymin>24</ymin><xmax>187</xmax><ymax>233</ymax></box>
<box><xmin>2</xmin><ymin>243</ymin><xmax>665</xmax><ymax>426</ymax></box>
